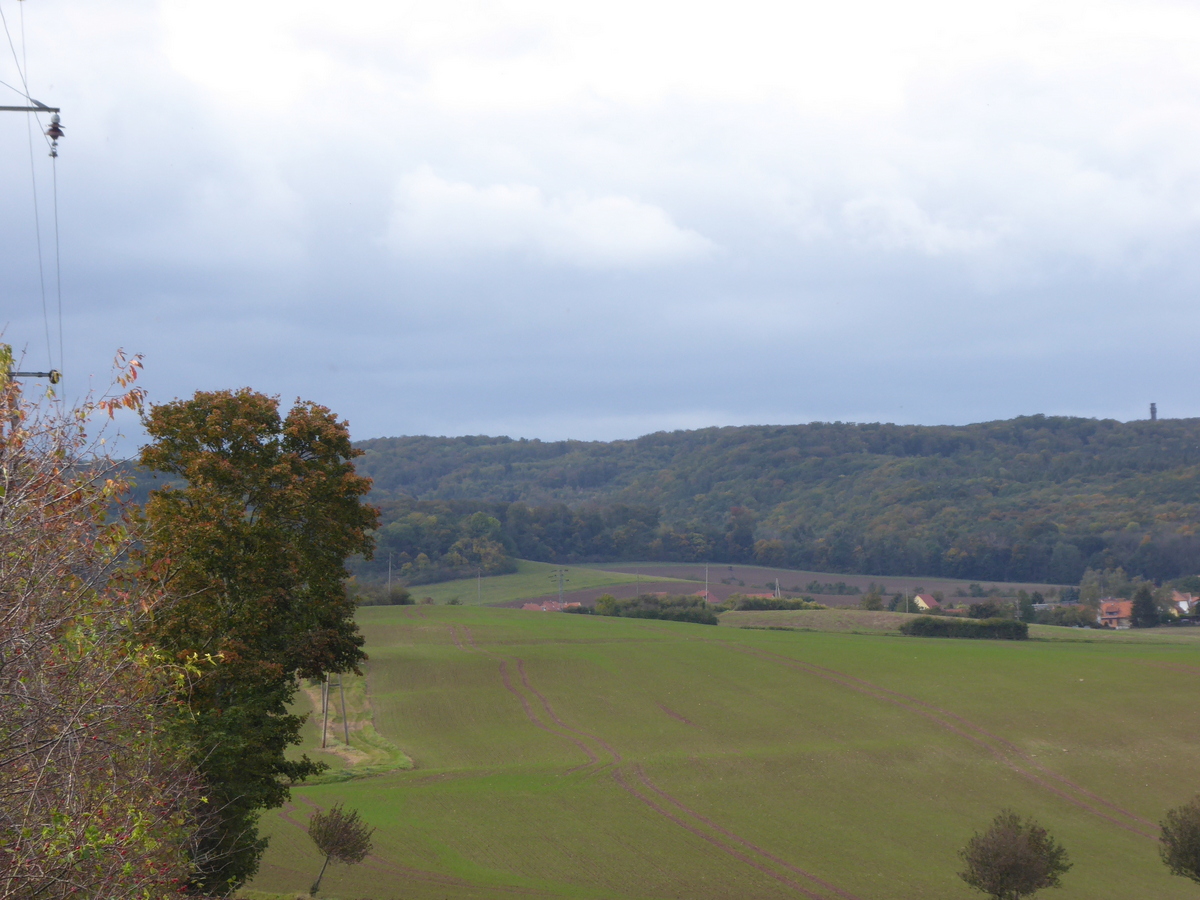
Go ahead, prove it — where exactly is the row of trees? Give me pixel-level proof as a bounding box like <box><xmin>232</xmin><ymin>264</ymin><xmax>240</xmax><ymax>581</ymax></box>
<box><xmin>354</xmin><ymin>416</ymin><xmax>1200</xmax><ymax>584</ymax></box>
<box><xmin>356</xmin><ymin>492</ymin><xmax>1200</xmax><ymax>589</ymax></box>
<box><xmin>0</xmin><ymin>364</ymin><xmax>377</xmax><ymax>898</ymax></box>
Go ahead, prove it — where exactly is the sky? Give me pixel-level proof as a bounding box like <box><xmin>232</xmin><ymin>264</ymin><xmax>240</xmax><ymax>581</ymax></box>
<box><xmin>2</xmin><ymin>0</ymin><xmax>1199</xmax><ymax>443</ymax></box>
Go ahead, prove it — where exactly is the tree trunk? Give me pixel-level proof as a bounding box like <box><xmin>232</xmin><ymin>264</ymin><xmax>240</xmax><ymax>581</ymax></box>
<box><xmin>310</xmin><ymin>854</ymin><xmax>331</xmax><ymax>895</ymax></box>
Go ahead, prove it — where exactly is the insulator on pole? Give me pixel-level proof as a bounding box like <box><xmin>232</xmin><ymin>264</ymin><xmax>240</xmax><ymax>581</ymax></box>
<box><xmin>46</xmin><ymin>113</ymin><xmax>62</xmax><ymax>157</ymax></box>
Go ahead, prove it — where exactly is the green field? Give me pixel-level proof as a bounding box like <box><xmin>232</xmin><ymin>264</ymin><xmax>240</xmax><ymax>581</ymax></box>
<box><xmin>397</xmin><ymin>559</ymin><xmax>685</xmax><ymax>606</ymax></box>
<box><xmin>722</xmin><ymin>608</ymin><xmax>1200</xmax><ymax>644</ymax></box>
<box><xmin>247</xmin><ymin>605</ymin><xmax>1200</xmax><ymax>900</ymax></box>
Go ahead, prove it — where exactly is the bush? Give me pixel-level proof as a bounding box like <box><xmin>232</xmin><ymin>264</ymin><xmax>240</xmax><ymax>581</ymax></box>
<box><xmin>901</xmin><ymin>616</ymin><xmax>1028</xmax><ymax>640</ymax></box>
<box><xmin>353</xmin><ymin>583</ymin><xmax>413</xmax><ymax>606</ymax></box>
<box><xmin>968</xmin><ymin>601</ymin><xmax>1004</xmax><ymax>619</ymax></box>
<box><xmin>959</xmin><ymin>809</ymin><xmax>1071</xmax><ymax>899</ymax></box>
<box><xmin>1033</xmin><ymin>605</ymin><xmax>1097</xmax><ymax>627</ymax></box>
<box><xmin>1161</xmin><ymin>796</ymin><xmax>1200</xmax><ymax>884</ymax></box>
<box><xmin>594</xmin><ymin>594</ymin><xmax>719</xmax><ymax>625</ymax></box>
<box><xmin>725</xmin><ymin>594</ymin><xmax>825</xmax><ymax>611</ymax></box>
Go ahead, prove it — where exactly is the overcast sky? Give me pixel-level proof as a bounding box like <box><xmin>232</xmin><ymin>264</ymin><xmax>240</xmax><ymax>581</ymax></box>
<box><xmin>2</xmin><ymin>0</ymin><xmax>1198</xmax><ymax>442</ymax></box>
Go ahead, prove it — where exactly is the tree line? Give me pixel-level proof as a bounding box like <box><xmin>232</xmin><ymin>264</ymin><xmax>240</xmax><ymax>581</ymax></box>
<box><xmin>354</xmin><ymin>416</ymin><xmax>1200</xmax><ymax>585</ymax></box>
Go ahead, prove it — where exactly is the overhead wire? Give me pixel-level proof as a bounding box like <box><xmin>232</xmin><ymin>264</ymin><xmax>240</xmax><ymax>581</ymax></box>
<box><xmin>0</xmin><ymin>75</ymin><xmax>28</xmax><ymax>98</ymax></box>
<box><xmin>0</xmin><ymin>0</ymin><xmax>61</xmax><ymax>378</ymax></box>
<box><xmin>18</xmin><ymin>1</ymin><xmax>52</xmax><ymax>373</ymax></box>
<box><xmin>23</xmin><ymin>0</ymin><xmax>59</xmax><ymax>385</ymax></box>
<box><xmin>0</xmin><ymin>1</ymin><xmax>25</xmax><ymax>93</ymax></box>
<box><xmin>51</xmin><ymin>152</ymin><xmax>62</xmax><ymax>385</ymax></box>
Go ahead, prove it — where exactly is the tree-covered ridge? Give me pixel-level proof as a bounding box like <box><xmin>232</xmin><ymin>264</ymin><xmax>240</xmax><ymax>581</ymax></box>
<box><xmin>354</xmin><ymin>416</ymin><xmax>1200</xmax><ymax>584</ymax></box>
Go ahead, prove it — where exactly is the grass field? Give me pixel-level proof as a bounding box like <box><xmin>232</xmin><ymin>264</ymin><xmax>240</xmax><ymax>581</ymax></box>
<box><xmin>591</xmin><ymin>561</ymin><xmax>1065</xmax><ymax>598</ymax></box>
<box><xmin>722</xmin><ymin>608</ymin><xmax>1200</xmax><ymax>644</ymax></box>
<box><xmin>246</xmin><ymin>605</ymin><xmax>1200</xmax><ymax>900</ymax></box>
<box><xmin>397</xmin><ymin>559</ymin><xmax>685</xmax><ymax>606</ymax></box>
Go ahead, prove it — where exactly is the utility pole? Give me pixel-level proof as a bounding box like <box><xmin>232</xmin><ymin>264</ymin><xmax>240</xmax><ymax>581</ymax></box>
<box><xmin>548</xmin><ymin>568</ymin><xmax>569</xmax><ymax>604</ymax></box>
<box><xmin>387</xmin><ymin>552</ymin><xmax>393</xmax><ymax>601</ymax></box>
<box><xmin>705</xmin><ymin>564</ymin><xmax>709</xmax><ymax>603</ymax></box>
<box><xmin>3</xmin><ymin>84</ymin><xmax>66</xmax><ymax>385</ymax></box>
<box><xmin>339</xmin><ymin>675</ymin><xmax>349</xmax><ymax>744</ymax></box>
<box><xmin>478</xmin><ymin>569</ymin><xmax>482</xmax><ymax>605</ymax></box>
<box><xmin>321</xmin><ymin>675</ymin><xmax>330</xmax><ymax>749</ymax></box>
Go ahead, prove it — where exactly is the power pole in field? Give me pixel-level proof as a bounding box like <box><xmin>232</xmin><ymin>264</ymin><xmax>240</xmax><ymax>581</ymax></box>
<box><xmin>321</xmin><ymin>675</ymin><xmax>330</xmax><ymax>748</ymax></box>
<box><xmin>339</xmin><ymin>675</ymin><xmax>349</xmax><ymax>744</ymax></box>
<box><xmin>549</xmin><ymin>568</ymin><xmax>569</xmax><ymax>605</ymax></box>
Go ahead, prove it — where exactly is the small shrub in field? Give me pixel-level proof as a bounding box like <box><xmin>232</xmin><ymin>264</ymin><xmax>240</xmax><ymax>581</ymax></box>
<box><xmin>1033</xmin><ymin>605</ymin><xmax>1097</xmax><ymax>628</ymax></box>
<box><xmin>725</xmin><ymin>595</ymin><xmax>824</xmax><ymax>611</ymax></box>
<box><xmin>900</xmin><ymin>616</ymin><xmax>1028</xmax><ymax>640</ymax></box>
<box><xmin>959</xmin><ymin>809</ymin><xmax>1070</xmax><ymax>899</ymax></box>
<box><xmin>594</xmin><ymin>594</ymin><xmax>719</xmax><ymax>625</ymax></box>
<box><xmin>308</xmin><ymin>803</ymin><xmax>375</xmax><ymax>895</ymax></box>
<box><xmin>1161</xmin><ymin>796</ymin><xmax>1200</xmax><ymax>883</ymax></box>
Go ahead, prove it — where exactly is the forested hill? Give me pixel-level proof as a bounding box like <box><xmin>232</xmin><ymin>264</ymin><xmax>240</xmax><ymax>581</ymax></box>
<box><xmin>353</xmin><ymin>416</ymin><xmax>1200</xmax><ymax>584</ymax></box>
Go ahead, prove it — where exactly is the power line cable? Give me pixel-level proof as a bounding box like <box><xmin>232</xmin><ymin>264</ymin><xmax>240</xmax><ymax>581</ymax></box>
<box><xmin>51</xmin><ymin>154</ymin><xmax>62</xmax><ymax>383</ymax></box>
<box><xmin>15</xmin><ymin>2</ymin><xmax>52</xmax><ymax>371</ymax></box>
<box><xmin>0</xmin><ymin>0</ymin><xmax>27</xmax><ymax>93</ymax></box>
<box><xmin>0</xmin><ymin>75</ymin><xmax>28</xmax><ymax>98</ymax></box>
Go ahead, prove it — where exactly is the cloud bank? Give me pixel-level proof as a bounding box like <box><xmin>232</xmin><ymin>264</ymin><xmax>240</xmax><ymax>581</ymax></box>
<box><xmin>0</xmin><ymin>0</ymin><xmax>1197</xmax><ymax>443</ymax></box>
<box><xmin>386</xmin><ymin>168</ymin><xmax>712</xmax><ymax>266</ymax></box>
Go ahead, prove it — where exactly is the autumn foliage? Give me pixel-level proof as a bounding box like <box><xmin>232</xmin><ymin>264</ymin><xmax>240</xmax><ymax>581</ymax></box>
<box><xmin>0</xmin><ymin>352</ymin><xmax>198</xmax><ymax>900</ymax></box>
<box><xmin>138</xmin><ymin>389</ymin><xmax>377</xmax><ymax>891</ymax></box>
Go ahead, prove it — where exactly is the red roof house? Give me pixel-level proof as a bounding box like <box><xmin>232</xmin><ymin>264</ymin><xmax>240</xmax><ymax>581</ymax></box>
<box><xmin>1098</xmin><ymin>599</ymin><xmax>1133</xmax><ymax>628</ymax></box>
<box><xmin>913</xmin><ymin>593</ymin><xmax>941</xmax><ymax>611</ymax></box>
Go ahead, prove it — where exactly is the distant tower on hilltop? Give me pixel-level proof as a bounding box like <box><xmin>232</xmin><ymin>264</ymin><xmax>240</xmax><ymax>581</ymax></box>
<box><xmin>1151</xmin><ymin>402</ymin><xmax>1158</xmax><ymax>422</ymax></box>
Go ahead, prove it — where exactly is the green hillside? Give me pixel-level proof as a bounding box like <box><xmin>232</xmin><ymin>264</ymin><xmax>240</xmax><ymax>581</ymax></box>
<box><xmin>246</xmin><ymin>606</ymin><xmax>1200</xmax><ymax>900</ymax></box>
<box><xmin>386</xmin><ymin>559</ymin><xmax>685</xmax><ymax>606</ymax></box>
<box><xmin>353</xmin><ymin>416</ymin><xmax>1200</xmax><ymax>585</ymax></box>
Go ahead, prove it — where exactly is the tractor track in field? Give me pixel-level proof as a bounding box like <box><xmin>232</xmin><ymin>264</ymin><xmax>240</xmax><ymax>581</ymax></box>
<box><xmin>451</xmin><ymin>625</ymin><xmax>600</xmax><ymax>773</ymax></box>
<box><xmin>657</xmin><ymin>703</ymin><xmax>695</xmax><ymax>725</ymax></box>
<box><xmin>630</xmin><ymin>764</ymin><xmax>863</xmax><ymax>900</ymax></box>
<box><xmin>515</xmin><ymin>659</ymin><xmax>623</xmax><ymax>763</ymax></box>
<box><xmin>453</xmin><ymin>624</ymin><xmax>861</xmax><ymax>899</ymax></box>
<box><xmin>611</xmin><ymin>768</ymin><xmax>830</xmax><ymax>900</ymax></box>
<box><xmin>728</xmin><ymin>643</ymin><xmax>1156</xmax><ymax>839</ymax></box>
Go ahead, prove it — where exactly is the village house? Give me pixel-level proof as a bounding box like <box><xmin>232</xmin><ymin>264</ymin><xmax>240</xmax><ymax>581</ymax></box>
<box><xmin>692</xmin><ymin>590</ymin><xmax>722</xmax><ymax>604</ymax></box>
<box><xmin>912</xmin><ymin>593</ymin><xmax>941</xmax><ymax>611</ymax></box>
<box><xmin>521</xmin><ymin>600</ymin><xmax>581</xmax><ymax>612</ymax></box>
<box><xmin>1171</xmin><ymin>591</ymin><xmax>1197</xmax><ymax>617</ymax></box>
<box><xmin>1098</xmin><ymin>599</ymin><xmax>1133</xmax><ymax>628</ymax></box>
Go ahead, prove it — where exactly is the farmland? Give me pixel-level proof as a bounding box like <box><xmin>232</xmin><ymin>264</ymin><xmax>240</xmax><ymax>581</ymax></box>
<box><xmin>399</xmin><ymin>558</ymin><xmax>1065</xmax><ymax>610</ymax></box>
<box><xmin>394</xmin><ymin>558</ymin><xmax>686</xmax><ymax>607</ymax></box>
<box><xmin>246</xmin><ymin>604</ymin><xmax>1200</xmax><ymax>900</ymax></box>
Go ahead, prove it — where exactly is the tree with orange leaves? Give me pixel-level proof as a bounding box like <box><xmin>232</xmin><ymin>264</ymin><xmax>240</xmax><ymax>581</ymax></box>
<box><xmin>138</xmin><ymin>389</ymin><xmax>377</xmax><ymax>893</ymax></box>
<box><xmin>0</xmin><ymin>347</ymin><xmax>201</xmax><ymax>900</ymax></box>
